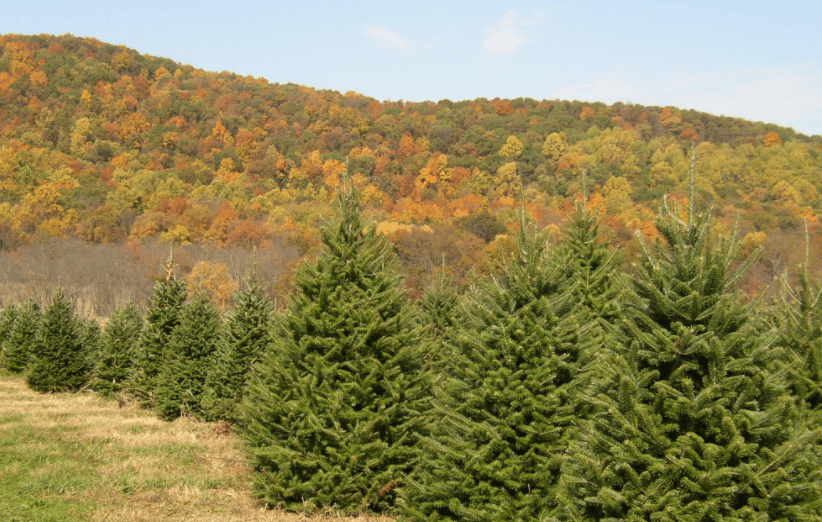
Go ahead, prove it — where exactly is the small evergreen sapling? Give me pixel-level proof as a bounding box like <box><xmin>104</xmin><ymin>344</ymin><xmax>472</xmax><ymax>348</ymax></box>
<box><xmin>27</xmin><ymin>290</ymin><xmax>91</xmax><ymax>393</ymax></box>
<box><xmin>3</xmin><ymin>300</ymin><xmax>40</xmax><ymax>374</ymax></box>
<box><xmin>131</xmin><ymin>255</ymin><xmax>187</xmax><ymax>403</ymax></box>
<box><xmin>241</xmin><ymin>185</ymin><xmax>431</xmax><ymax>513</ymax></box>
<box><xmin>91</xmin><ymin>302</ymin><xmax>144</xmax><ymax>399</ymax></box>
<box><xmin>203</xmin><ymin>273</ymin><xmax>274</xmax><ymax>422</ymax></box>
<box><xmin>0</xmin><ymin>304</ymin><xmax>20</xmax><ymax>371</ymax></box>
<box><xmin>154</xmin><ymin>293</ymin><xmax>223</xmax><ymax>420</ymax></box>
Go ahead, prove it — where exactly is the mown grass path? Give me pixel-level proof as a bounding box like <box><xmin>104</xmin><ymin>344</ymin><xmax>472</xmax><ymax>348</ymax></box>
<box><xmin>0</xmin><ymin>373</ymin><xmax>393</xmax><ymax>522</ymax></box>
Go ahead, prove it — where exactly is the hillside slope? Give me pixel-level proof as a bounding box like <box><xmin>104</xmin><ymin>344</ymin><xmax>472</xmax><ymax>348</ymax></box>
<box><xmin>0</xmin><ymin>33</ymin><xmax>820</xmax><ymax>297</ymax></box>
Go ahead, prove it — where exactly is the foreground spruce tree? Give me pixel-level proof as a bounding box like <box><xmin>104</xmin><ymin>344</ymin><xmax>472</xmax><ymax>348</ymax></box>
<box><xmin>557</xmin><ymin>198</ymin><xmax>822</xmax><ymax>521</ymax></box>
<box><xmin>402</xmin><ymin>216</ymin><xmax>597</xmax><ymax>522</ymax></box>
<box><xmin>91</xmin><ymin>302</ymin><xmax>144</xmax><ymax>399</ymax></box>
<box><xmin>203</xmin><ymin>273</ymin><xmax>274</xmax><ymax>422</ymax></box>
<box><xmin>131</xmin><ymin>255</ymin><xmax>187</xmax><ymax>403</ymax></box>
<box><xmin>241</xmin><ymin>185</ymin><xmax>431</xmax><ymax>513</ymax></box>
<box><xmin>27</xmin><ymin>290</ymin><xmax>91</xmax><ymax>393</ymax></box>
<box><xmin>155</xmin><ymin>293</ymin><xmax>223</xmax><ymax>420</ymax></box>
<box><xmin>2</xmin><ymin>300</ymin><xmax>40</xmax><ymax>374</ymax></box>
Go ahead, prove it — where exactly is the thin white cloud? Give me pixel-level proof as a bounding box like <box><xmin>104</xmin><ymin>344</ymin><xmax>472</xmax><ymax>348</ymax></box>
<box><xmin>363</xmin><ymin>25</ymin><xmax>410</xmax><ymax>51</ymax></box>
<box><xmin>483</xmin><ymin>11</ymin><xmax>535</xmax><ymax>56</ymax></box>
<box><xmin>550</xmin><ymin>63</ymin><xmax>822</xmax><ymax>136</ymax></box>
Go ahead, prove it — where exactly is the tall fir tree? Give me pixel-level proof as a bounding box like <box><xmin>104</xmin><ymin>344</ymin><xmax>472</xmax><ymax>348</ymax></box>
<box><xmin>154</xmin><ymin>293</ymin><xmax>223</xmax><ymax>421</ymax></box>
<box><xmin>557</xmin><ymin>198</ymin><xmax>822</xmax><ymax>521</ymax></box>
<box><xmin>2</xmin><ymin>300</ymin><xmax>40</xmax><ymax>374</ymax></box>
<box><xmin>240</xmin><ymin>184</ymin><xmax>431</xmax><ymax>513</ymax></box>
<box><xmin>0</xmin><ymin>304</ymin><xmax>20</xmax><ymax>371</ymax></box>
<box><xmin>557</xmin><ymin>197</ymin><xmax>621</xmax><ymax>324</ymax></box>
<box><xmin>402</xmin><ymin>215</ymin><xmax>598</xmax><ymax>522</ymax></box>
<box><xmin>773</xmin><ymin>222</ymin><xmax>822</xmax><ymax>418</ymax></box>
<box><xmin>27</xmin><ymin>290</ymin><xmax>92</xmax><ymax>393</ymax></box>
<box><xmin>91</xmin><ymin>302</ymin><xmax>144</xmax><ymax>400</ymax></box>
<box><xmin>131</xmin><ymin>254</ymin><xmax>187</xmax><ymax>403</ymax></box>
<box><xmin>202</xmin><ymin>272</ymin><xmax>275</xmax><ymax>422</ymax></box>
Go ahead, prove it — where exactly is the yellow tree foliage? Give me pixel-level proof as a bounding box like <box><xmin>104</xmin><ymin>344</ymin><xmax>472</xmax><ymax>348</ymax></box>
<box><xmin>542</xmin><ymin>132</ymin><xmax>567</xmax><ymax>163</ymax></box>
<box><xmin>70</xmin><ymin>117</ymin><xmax>93</xmax><ymax>154</ymax></box>
<box><xmin>602</xmin><ymin>176</ymin><xmax>634</xmax><ymax>214</ymax></box>
<box><xmin>493</xmin><ymin>162</ymin><xmax>521</xmax><ymax>198</ymax></box>
<box><xmin>763</xmin><ymin>131</ymin><xmax>783</xmax><ymax>147</ymax></box>
<box><xmin>498</xmin><ymin>136</ymin><xmax>524</xmax><ymax>159</ymax></box>
<box><xmin>770</xmin><ymin>180</ymin><xmax>802</xmax><ymax>203</ymax></box>
<box><xmin>741</xmin><ymin>231</ymin><xmax>767</xmax><ymax>257</ymax></box>
<box><xmin>160</xmin><ymin>224</ymin><xmax>192</xmax><ymax>245</ymax></box>
<box><xmin>186</xmin><ymin>261</ymin><xmax>239</xmax><ymax>312</ymax></box>
<box><xmin>414</xmin><ymin>153</ymin><xmax>450</xmax><ymax>200</ymax></box>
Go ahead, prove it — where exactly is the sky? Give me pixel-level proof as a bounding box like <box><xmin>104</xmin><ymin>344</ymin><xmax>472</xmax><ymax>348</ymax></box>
<box><xmin>2</xmin><ymin>1</ymin><xmax>820</xmax><ymax>136</ymax></box>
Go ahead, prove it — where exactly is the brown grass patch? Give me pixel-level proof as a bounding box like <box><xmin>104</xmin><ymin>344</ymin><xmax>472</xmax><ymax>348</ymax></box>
<box><xmin>0</xmin><ymin>374</ymin><xmax>394</xmax><ymax>522</ymax></box>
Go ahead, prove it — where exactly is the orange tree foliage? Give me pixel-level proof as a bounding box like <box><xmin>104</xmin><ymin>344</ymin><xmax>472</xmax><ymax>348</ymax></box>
<box><xmin>0</xmin><ymin>33</ymin><xmax>820</xmax><ymax>298</ymax></box>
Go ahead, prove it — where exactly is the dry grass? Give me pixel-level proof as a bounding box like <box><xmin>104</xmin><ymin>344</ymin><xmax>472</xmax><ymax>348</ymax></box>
<box><xmin>0</xmin><ymin>374</ymin><xmax>394</xmax><ymax>522</ymax></box>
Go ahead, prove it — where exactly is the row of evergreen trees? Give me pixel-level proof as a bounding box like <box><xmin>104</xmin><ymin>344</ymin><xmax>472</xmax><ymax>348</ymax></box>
<box><xmin>0</xmin><ymin>253</ymin><xmax>274</xmax><ymax>424</ymax></box>
<box><xmin>1</xmin><ymin>182</ymin><xmax>821</xmax><ymax>520</ymax></box>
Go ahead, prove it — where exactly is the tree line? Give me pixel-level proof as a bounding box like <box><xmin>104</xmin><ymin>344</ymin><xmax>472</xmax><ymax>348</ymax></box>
<box><xmin>1</xmin><ymin>33</ymin><xmax>821</xmax><ymax>300</ymax></box>
<box><xmin>1</xmin><ymin>182</ymin><xmax>821</xmax><ymax>521</ymax></box>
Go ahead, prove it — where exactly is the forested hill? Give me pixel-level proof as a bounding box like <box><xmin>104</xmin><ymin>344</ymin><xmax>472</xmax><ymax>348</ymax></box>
<box><xmin>1</xmin><ymin>33</ymin><xmax>821</xmax><ymax>295</ymax></box>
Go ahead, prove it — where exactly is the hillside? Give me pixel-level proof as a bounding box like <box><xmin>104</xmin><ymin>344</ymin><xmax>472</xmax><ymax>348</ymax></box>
<box><xmin>1</xmin><ymin>33</ymin><xmax>821</xmax><ymax>305</ymax></box>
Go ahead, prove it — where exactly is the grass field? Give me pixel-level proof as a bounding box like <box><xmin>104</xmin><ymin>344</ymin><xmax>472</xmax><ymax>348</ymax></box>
<box><xmin>0</xmin><ymin>373</ymin><xmax>393</xmax><ymax>522</ymax></box>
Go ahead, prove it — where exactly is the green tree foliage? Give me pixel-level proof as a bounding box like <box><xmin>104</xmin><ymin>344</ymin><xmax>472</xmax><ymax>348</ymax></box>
<box><xmin>456</xmin><ymin>210</ymin><xmax>509</xmax><ymax>243</ymax></box>
<box><xmin>131</xmin><ymin>262</ymin><xmax>187</xmax><ymax>403</ymax></box>
<box><xmin>240</xmin><ymin>186</ymin><xmax>431</xmax><ymax>513</ymax></box>
<box><xmin>774</xmin><ymin>228</ymin><xmax>822</xmax><ymax>417</ymax></box>
<box><xmin>0</xmin><ymin>304</ymin><xmax>20</xmax><ymax>371</ymax></box>
<box><xmin>202</xmin><ymin>274</ymin><xmax>274</xmax><ymax>422</ymax></box>
<box><xmin>420</xmin><ymin>272</ymin><xmax>464</xmax><ymax>335</ymax></box>
<box><xmin>154</xmin><ymin>294</ymin><xmax>223</xmax><ymax>421</ymax></box>
<box><xmin>79</xmin><ymin>317</ymin><xmax>102</xmax><ymax>375</ymax></box>
<box><xmin>557</xmin><ymin>200</ymin><xmax>620</xmax><ymax>324</ymax></box>
<box><xmin>91</xmin><ymin>302</ymin><xmax>144</xmax><ymax>399</ymax></box>
<box><xmin>418</xmin><ymin>270</ymin><xmax>466</xmax><ymax>369</ymax></box>
<box><xmin>27</xmin><ymin>290</ymin><xmax>92</xmax><ymax>393</ymax></box>
<box><xmin>2</xmin><ymin>300</ymin><xmax>40</xmax><ymax>374</ymax></box>
<box><xmin>557</xmin><ymin>200</ymin><xmax>822</xmax><ymax>520</ymax></box>
<box><xmin>403</xmin><ymin>217</ymin><xmax>597</xmax><ymax>521</ymax></box>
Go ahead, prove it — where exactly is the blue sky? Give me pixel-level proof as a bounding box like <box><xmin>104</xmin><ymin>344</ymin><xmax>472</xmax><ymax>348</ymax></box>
<box><xmin>2</xmin><ymin>1</ymin><xmax>820</xmax><ymax>136</ymax></box>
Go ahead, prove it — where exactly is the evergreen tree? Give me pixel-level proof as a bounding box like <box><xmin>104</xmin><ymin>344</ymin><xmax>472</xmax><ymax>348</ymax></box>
<box><xmin>402</xmin><ymin>216</ymin><xmax>597</xmax><ymax>522</ymax></box>
<box><xmin>557</xmin><ymin>199</ymin><xmax>822</xmax><ymax>521</ymax></box>
<box><xmin>0</xmin><ymin>304</ymin><xmax>19</xmax><ymax>371</ymax></box>
<box><xmin>79</xmin><ymin>317</ymin><xmax>102</xmax><ymax>375</ymax></box>
<box><xmin>202</xmin><ymin>273</ymin><xmax>274</xmax><ymax>422</ymax></box>
<box><xmin>774</xmin><ymin>224</ymin><xmax>822</xmax><ymax>417</ymax></box>
<box><xmin>557</xmin><ymin>199</ymin><xmax>621</xmax><ymax>324</ymax></box>
<box><xmin>420</xmin><ymin>271</ymin><xmax>464</xmax><ymax>335</ymax></box>
<box><xmin>418</xmin><ymin>269</ymin><xmax>465</xmax><ymax>370</ymax></box>
<box><xmin>154</xmin><ymin>293</ymin><xmax>223</xmax><ymax>421</ymax></box>
<box><xmin>91</xmin><ymin>302</ymin><xmax>144</xmax><ymax>400</ymax></box>
<box><xmin>131</xmin><ymin>256</ymin><xmax>187</xmax><ymax>403</ymax></box>
<box><xmin>27</xmin><ymin>290</ymin><xmax>91</xmax><ymax>393</ymax></box>
<box><xmin>3</xmin><ymin>300</ymin><xmax>40</xmax><ymax>374</ymax></box>
<box><xmin>240</xmin><ymin>185</ymin><xmax>431</xmax><ymax>513</ymax></box>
